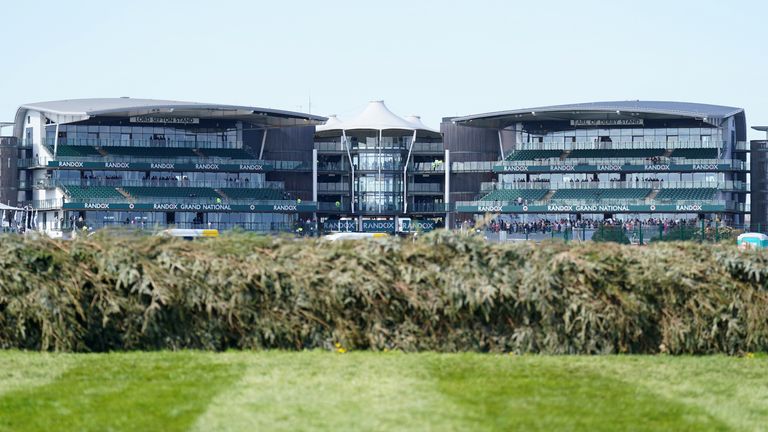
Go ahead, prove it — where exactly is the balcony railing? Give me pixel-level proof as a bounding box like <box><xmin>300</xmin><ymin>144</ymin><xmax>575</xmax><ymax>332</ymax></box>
<box><xmin>456</xmin><ymin>198</ymin><xmax>747</xmax><ymax>212</ymax></box>
<box><xmin>356</xmin><ymin>202</ymin><xmax>404</xmax><ymax>213</ymax></box>
<box><xmin>317</xmin><ymin>182</ymin><xmax>350</xmax><ymax>192</ymax></box>
<box><xmin>481</xmin><ymin>180</ymin><xmax>749</xmax><ymax>192</ymax></box>
<box><xmin>451</xmin><ymin>161</ymin><xmax>495</xmax><ymax>172</ymax></box>
<box><xmin>51</xmin><ymin>178</ymin><xmax>285</xmax><ymax>190</ymax></box>
<box><xmin>514</xmin><ymin>140</ymin><xmax>728</xmax><ymax>151</ymax></box>
<box><xmin>407</xmin><ymin>183</ymin><xmax>443</xmax><ymax>193</ymax></box>
<box><xmin>411</xmin><ymin>142</ymin><xmax>444</xmax><ymax>153</ymax></box>
<box><xmin>44</xmin><ymin>138</ymin><xmax>249</xmax><ymax>150</ymax></box>
<box><xmin>317</xmin><ymin>162</ymin><xmax>349</xmax><ymax>171</ymax></box>
<box><xmin>410</xmin><ymin>162</ymin><xmax>445</xmax><ymax>172</ymax></box>
<box><xmin>51</xmin><ymin>196</ymin><xmax>315</xmax><ymax>206</ymax></box>
<box><xmin>409</xmin><ymin>202</ymin><xmax>451</xmax><ymax>213</ymax></box>
<box><xmin>16</xmin><ymin>158</ymin><xmax>43</xmax><ymax>168</ymax></box>
<box><xmin>318</xmin><ymin>201</ymin><xmax>351</xmax><ymax>212</ymax></box>
<box><xmin>495</xmin><ymin>158</ymin><xmax>747</xmax><ymax>170</ymax></box>
<box><xmin>49</xmin><ymin>154</ymin><xmax>302</xmax><ymax>169</ymax></box>
<box><xmin>314</xmin><ymin>141</ymin><xmax>346</xmax><ymax>152</ymax></box>
<box><xmin>734</xmin><ymin>141</ymin><xmax>750</xmax><ymax>151</ymax></box>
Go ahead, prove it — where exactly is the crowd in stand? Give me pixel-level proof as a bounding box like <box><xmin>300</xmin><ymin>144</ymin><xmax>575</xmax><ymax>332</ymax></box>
<box><xmin>459</xmin><ymin>217</ymin><xmax>719</xmax><ymax>235</ymax></box>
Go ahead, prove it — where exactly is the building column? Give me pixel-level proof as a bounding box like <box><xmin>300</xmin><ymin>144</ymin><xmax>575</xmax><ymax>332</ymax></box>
<box><xmin>444</xmin><ymin>149</ymin><xmax>451</xmax><ymax>228</ymax></box>
<box><xmin>312</xmin><ymin>148</ymin><xmax>318</xmax><ymax>221</ymax></box>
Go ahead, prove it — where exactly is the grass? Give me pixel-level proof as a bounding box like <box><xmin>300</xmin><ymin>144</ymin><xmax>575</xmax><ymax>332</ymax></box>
<box><xmin>0</xmin><ymin>352</ymin><xmax>765</xmax><ymax>431</ymax></box>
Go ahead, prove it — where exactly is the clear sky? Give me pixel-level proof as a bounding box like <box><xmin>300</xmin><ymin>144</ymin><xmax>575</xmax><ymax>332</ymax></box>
<box><xmin>1</xmin><ymin>0</ymin><xmax>766</xmax><ymax>138</ymax></box>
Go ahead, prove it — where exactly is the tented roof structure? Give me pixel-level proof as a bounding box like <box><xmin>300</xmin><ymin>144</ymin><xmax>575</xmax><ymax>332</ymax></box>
<box><xmin>316</xmin><ymin>101</ymin><xmax>439</xmax><ymax>135</ymax></box>
<box><xmin>0</xmin><ymin>202</ymin><xmax>23</xmax><ymax>211</ymax></box>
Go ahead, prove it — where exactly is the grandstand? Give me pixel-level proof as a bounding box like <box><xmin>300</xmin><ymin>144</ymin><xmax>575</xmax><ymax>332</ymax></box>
<box><xmin>550</xmin><ymin>189</ymin><xmax>651</xmax><ymax>201</ymax></box>
<box><xmin>670</xmin><ymin>148</ymin><xmax>719</xmax><ymax>159</ymax></box>
<box><xmin>451</xmin><ymin>101</ymin><xmax>748</xmax><ymax>224</ymax></box>
<box><xmin>655</xmin><ymin>188</ymin><xmax>718</xmax><ymax>201</ymax></box>
<box><xmin>13</xmin><ymin>98</ymin><xmax>325</xmax><ymax>233</ymax></box>
<box><xmin>64</xmin><ymin>185</ymin><xmax>125</xmax><ymax>200</ymax></box>
<box><xmin>221</xmin><ymin>188</ymin><xmax>284</xmax><ymax>200</ymax></box>
<box><xmin>567</xmin><ymin>149</ymin><xmax>665</xmax><ymax>159</ymax></box>
<box><xmin>505</xmin><ymin>150</ymin><xmax>562</xmax><ymax>161</ymax></box>
<box><xmin>122</xmin><ymin>187</ymin><xmax>222</xmax><ymax>199</ymax></box>
<box><xmin>479</xmin><ymin>189</ymin><xmax>548</xmax><ymax>202</ymax></box>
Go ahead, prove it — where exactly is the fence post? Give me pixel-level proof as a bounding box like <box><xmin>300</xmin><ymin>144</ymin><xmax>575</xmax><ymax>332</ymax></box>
<box><xmin>715</xmin><ymin>221</ymin><xmax>719</xmax><ymax>242</ymax></box>
<box><xmin>700</xmin><ymin>219</ymin><xmax>705</xmax><ymax>243</ymax></box>
<box><xmin>639</xmin><ymin>221</ymin><xmax>643</xmax><ymax>245</ymax></box>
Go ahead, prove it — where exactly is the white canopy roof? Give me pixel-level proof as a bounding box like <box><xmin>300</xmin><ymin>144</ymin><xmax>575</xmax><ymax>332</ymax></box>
<box><xmin>0</xmin><ymin>202</ymin><xmax>23</xmax><ymax>211</ymax></box>
<box><xmin>404</xmin><ymin>115</ymin><xmax>438</xmax><ymax>133</ymax></box>
<box><xmin>317</xmin><ymin>101</ymin><xmax>438</xmax><ymax>133</ymax></box>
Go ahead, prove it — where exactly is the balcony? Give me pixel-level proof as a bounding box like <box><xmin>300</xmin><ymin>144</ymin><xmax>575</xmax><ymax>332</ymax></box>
<box><xmin>356</xmin><ymin>202</ymin><xmax>403</xmax><ymax>213</ymax></box>
<box><xmin>408</xmin><ymin>202</ymin><xmax>451</xmax><ymax>213</ymax></box>
<box><xmin>455</xmin><ymin>198</ymin><xmax>746</xmax><ymax>212</ymax></box>
<box><xmin>46</xmin><ymin>138</ymin><xmax>248</xmax><ymax>150</ymax></box>
<box><xmin>410</xmin><ymin>162</ymin><xmax>445</xmax><ymax>173</ymax></box>
<box><xmin>318</xmin><ymin>201</ymin><xmax>351</xmax><ymax>212</ymax></box>
<box><xmin>407</xmin><ymin>183</ymin><xmax>443</xmax><ymax>194</ymax></box>
<box><xmin>451</xmin><ymin>161</ymin><xmax>495</xmax><ymax>172</ymax></box>
<box><xmin>53</xmin><ymin>178</ymin><xmax>285</xmax><ymax>190</ymax></box>
<box><xmin>49</xmin><ymin>154</ymin><xmax>303</xmax><ymax>169</ymax></box>
<box><xmin>317</xmin><ymin>182</ymin><xmax>350</xmax><ymax>193</ymax></box>
<box><xmin>411</xmin><ymin>142</ymin><xmax>444</xmax><ymax>153</ymax></box>
<box><xmin>317</xmin><ymin>162</ymin><xmax>349</xmax><ymax>172</ymax></box>
<box><xmin>314</xmin><ymin>141</ymin><xmax>346</xmax><ymax>152</ymax></box>
<box><xmin>514</xmin><ymin>140</ymin><xmax>726</xmax><ymax>151</ymax></box>
<box><xmin>17</xmin><ymin>158</ymin><xmax>44</xmax><ymax>168</ymax></box>
<box><xmin>494</xmin><ymin>158</ymin><xmax>747</xmax><ymax>171</ymax></box>
<box><xmin>482</xmin><ymin>180</ymin><xmax>749</xmax><ymax>192</ymax></box>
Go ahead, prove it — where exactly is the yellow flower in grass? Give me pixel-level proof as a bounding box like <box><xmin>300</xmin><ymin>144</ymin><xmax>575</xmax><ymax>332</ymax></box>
<box><xmin>334</xmin><ymin>342</ymin><xmax>341</xmax><ymax>348</ymax></box>
<box><xmin>337</xmin><ymin>347</ymin><xmax>347</xmax><ymax>354</ymax></box>
<box><xmin>745</xmin><ymin>352</ymin><xmax>755</xmax><ymax>359</ymax></box>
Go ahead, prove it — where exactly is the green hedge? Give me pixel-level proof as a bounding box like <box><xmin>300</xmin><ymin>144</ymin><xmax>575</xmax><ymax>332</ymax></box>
<box><xmin>1</xmin><ymin>231</ymin><xmax>767</xmax><ymax>354</ymax></box>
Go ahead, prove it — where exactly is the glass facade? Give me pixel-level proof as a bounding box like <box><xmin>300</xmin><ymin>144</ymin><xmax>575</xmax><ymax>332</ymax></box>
<box><xmin>315</xmin><ymin>127</ymin><xmax>445</xmax><ymax>217</ymax></box>
<box><xmin>45</xmin><ymin>123</ymin><xmax>240</xmax><ymax>148</ymax></box>
<box><xmin>523</xmin><ymin>127</ymin><xmax>723</xmax><ymax>146</ymax></box>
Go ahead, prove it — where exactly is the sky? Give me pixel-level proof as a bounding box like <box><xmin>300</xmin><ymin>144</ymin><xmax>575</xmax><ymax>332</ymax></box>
<box><xmin>1</xmin><ymin>0</ymin><xmax>766</xmax><ymax>139</ymax></box>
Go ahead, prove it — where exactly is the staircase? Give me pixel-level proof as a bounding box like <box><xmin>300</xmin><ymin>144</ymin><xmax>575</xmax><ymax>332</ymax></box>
<box><xmin>541</xmin><ymin>190</ymin><xmax>556</xmax><ymax>202</ymax></box>
<box><xmin>116</xmin><ymin>188</ymin><xmax>132</xmax><ymax>200</ymax></box>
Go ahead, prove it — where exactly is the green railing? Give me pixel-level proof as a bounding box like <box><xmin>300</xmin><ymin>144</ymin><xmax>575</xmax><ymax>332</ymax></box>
<box><xmin>513</xmin><ymin>141</ymin><xmax>730</xmax><ymax>151</ymax></box>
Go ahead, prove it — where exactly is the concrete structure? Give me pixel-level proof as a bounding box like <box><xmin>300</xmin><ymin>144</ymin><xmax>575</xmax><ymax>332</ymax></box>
<box><xmin>450</xmin><ymin>101</ymin><xmax>750</xmax><ymax>225</ymax></box>
<box><xmin>5</xmin><ymin>98</ymin><xmax>324</xmax><ymax>235</ymax></box>
<box><xmin>314</xmin><ymin>101</ymin><xmax>445</xmax><ymax>231</ymax></box>
<box><xmin>751</xmin><ymin>126</ymin><xmax>768</xmax><ymax>230</ymax></box>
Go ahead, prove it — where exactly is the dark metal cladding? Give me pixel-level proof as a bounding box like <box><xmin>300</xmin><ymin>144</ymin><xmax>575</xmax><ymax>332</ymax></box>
<box><xmin>0</xmin><ymin>136</ymin><xmax>19</xmax><ymax>207</ymax></box>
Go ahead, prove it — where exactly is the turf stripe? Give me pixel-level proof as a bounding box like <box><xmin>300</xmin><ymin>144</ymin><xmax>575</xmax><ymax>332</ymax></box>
<box><xmin>0</xmin><ymin>352</ymin><xmax>75</xmax><ymax>397</ymax></box>
<box><xmin>576</xmin><ymin>356</ymin><xmax>768</xmax><ymax>432</ymax></box>
<box><xmin>0</xmin><ymin>352</ymin><xmax>244</xmax><ymax>432</ymax></box>
<box><xmin>192</xmin><ymin>351</ymin><xmax>473</xmax><ymax>432</ymax></box>
<box><xmin>427</xmin><ymin>354</ymin><xmax>731</xmax><ymax>431</ymax></box>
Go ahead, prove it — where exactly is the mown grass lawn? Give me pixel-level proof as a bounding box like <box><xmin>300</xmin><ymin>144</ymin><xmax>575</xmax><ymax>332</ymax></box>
<box><xmin>0</xmin><ymin>351</ymin><xmax>766</xmax><ymax>431</ymax></box>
